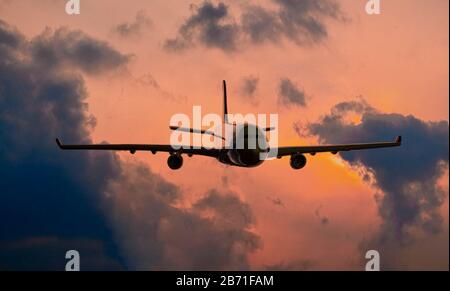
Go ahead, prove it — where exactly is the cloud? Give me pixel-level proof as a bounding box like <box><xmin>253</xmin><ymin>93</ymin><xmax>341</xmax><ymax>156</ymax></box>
<box><xmin>302</xmin><ymin>100</ymin><xmax>449</xmax><ymax>269</ymax></box>
<box><xmin>166</xmin><ymin>0</ymin><xmax>342</xmax><ymax>53</ymax></box>
<box><xmin>315</xmin><ymin>206</ymin><xmax>330</xmax><ymax>226</ymax></box>
<box><xmin>242</xmin><ymin>0</ymin><xmax>342</xmax><ymax>45</ymax></box>
<box><xmin>0</xmin><ymin>19</ymin><xmax>260</xmax><ymax>270</ymax></box>
<box><xmin>266</xmin><ymin>195</ymin><xmax>285</xmax><ymax>208</ymax></box>
<box><xmin>0</xmin><ymin>19</ymin><xmax>24</xmax><ymax>48</ymax></box>
<box><xmin>104</xmin><ymin>164</ymin><xmax>261</xmax><ymax>270</ymax></box>
<box><xmin>278</xmin><ymin>78</ymin><xmax>307</xmax><ymax>107</ymax></box>
<box><xmin>0</xmin><ymin>19</ymin><xmax>126</xmax><ymax>269</ymax></box>
<box><xmin>30</xmin><ymin>27</ymin><xmax>131</xmax><ymax>74</ymax></box>
<box><xmin>114</xmin><ymin>10</ymin><xmax>152</xmax><ymax>38</ymax></box>
<box><xmin>164</xmin><ymin>1</ymin><xmax>240</xmax><ymax>52</ymax></box>
<box><xmin>265</xmin><ymin>259</ymin><xmax>316</xmax><ymax>270</ymax></box>
<box><xmin>0</xmin><ymin>237</ymin><xmax>123</xmax><ymax>271</ymax></box>
<box><xmin>241</xmin><ymin>5</ymin><xmax>281</xmax><ymax>44</ymax></box>
<box><xmin>238</xmin><ymin>76</ymin><xmax>259</xmax><ymax>104</ymax></box>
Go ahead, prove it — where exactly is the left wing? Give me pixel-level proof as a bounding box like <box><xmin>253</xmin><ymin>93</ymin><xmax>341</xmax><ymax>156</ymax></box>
<box><xmin>269</xmin><ymin>136</ymin><xmax>402</xmax><ymax>158</ymax></box>
<box><xmin>56</xmin><ymin>139</ymin><xmax>221</xmax><ymax>158</ymax></box>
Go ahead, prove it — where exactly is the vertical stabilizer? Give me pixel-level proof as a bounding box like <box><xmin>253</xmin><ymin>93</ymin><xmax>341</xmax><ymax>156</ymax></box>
<box><xmin>223</xmin><ymin>80</ymin><xmax>228</xmax><ymax>124</ymax></box>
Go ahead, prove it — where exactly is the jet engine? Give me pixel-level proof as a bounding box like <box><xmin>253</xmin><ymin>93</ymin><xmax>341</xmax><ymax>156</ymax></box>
<box><xmin>168</xmin><ymin>155</ymin><xmax>183</xmax><ymax>170</ymax></box>
<box><xmin>290</xmin><ymin>154</ymin><xmax>307</xmax><ymax>170</ymax></box>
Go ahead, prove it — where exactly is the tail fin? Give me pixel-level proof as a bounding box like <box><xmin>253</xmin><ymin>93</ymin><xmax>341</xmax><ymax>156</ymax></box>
<box><xmin>223</xmin><ymin>80</ymin><xmax>229</xmax><ymax>124</ymax></box>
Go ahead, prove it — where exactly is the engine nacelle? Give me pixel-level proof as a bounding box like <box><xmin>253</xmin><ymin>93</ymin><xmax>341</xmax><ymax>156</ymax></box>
<box><xmin>167</xmin><ymin>155</ymin><xmax>183</xmax><ymax>170</ymax></box>
<box><xmin>290</xmin><ymin>154</ymin><xmax>307</xmax><ymax>170</ymax></box>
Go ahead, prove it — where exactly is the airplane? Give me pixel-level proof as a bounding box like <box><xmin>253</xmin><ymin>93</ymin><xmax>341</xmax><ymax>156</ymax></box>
<box><xmin>56</xmin><ymin>80</ymin><xmax>402</xmax><ymax>170</ymax></box>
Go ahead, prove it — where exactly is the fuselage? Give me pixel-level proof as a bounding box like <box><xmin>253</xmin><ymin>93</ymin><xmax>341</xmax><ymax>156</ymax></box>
<box><xmin>217</xmin><ymin>123</ymin><xmax>269</xmax><ymax>168</ymax></box>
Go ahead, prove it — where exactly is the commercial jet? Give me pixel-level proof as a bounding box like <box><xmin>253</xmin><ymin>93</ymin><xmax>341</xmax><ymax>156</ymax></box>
<box><xmin>56</xmin><ymin>81</ymin><xmax>402</xmax><ymax>170</ymax></box>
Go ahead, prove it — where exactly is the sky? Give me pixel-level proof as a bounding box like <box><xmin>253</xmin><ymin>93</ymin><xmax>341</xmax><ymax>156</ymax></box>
<box><xmin>0</xmin><ymin>0</ymin><xmax>448</xmax><ymax>270</ymax></box>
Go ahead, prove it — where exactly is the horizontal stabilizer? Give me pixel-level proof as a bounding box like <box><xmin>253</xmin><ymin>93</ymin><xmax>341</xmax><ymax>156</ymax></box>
<box><xmin>169</xmin><ymin>126</ymin><xmax>225</xmax><ymax>140</ymax></box>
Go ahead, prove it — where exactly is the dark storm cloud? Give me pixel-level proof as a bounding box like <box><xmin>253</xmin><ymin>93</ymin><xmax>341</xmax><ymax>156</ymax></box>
<box><xmin>104</xmin><ymin>164</ymin><xmax>261</xmax><ymax>270</ymax></box>
<box><xmin>0</xmin><ymin>237</ymin><xmax>123</xmax><ymax>271</ymax></box>
<box><xmin>278</xmin><ymin>78</ymin><xmax>307</xmax><ymax>107</ymax></box>
<box><xmin>166</xmin><ymin>0</ymin><xmax>342</xmax><ymax>53</ymax></box>
<box><xmin>0</xmin><ymin>20</ymin><xmax>128</xmax><ymax>270</ymax></box>
<box><xmin>164</xmin><ymin>1</ymin><xmax>240</xmax><ymax>52</ymax></box>
<box><xmin>114</xmin><ymin>10</ymin><xmax>152</xmax><ymax>38</ymax></box>
<box><xmin>0</xmin><ymin>19</ymin><xmax>23</xmax><ymax>48</ymax></box>
<box><xmin>30</xmin><ymin>27</ymin><xmax>131</xmax><ymax>74</ymax></box>
<box><xmin>1</xmin><ymin>19</ymin><xmax>260</xmax><ymax>270</ymax></box>
<box><xmin>302</xmin><ymin>100</ymin><xmax>449</xmax><ymax>268</ymax></box>
<box><xmin>242</xmin><ymin>0</ymin><xmax>341</xmax><ymax>45</ymax></box>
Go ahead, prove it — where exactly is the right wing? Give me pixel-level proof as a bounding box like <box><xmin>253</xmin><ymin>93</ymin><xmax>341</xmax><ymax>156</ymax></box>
<box><xmin>269</xmin><ymin>136</ymin><xmax>402</xmax><ymax>158</ymax></box>
<box><xmin>56</xmin><ymin>139</ymin><xmax>221</xmax><ymax>158</ymax></box>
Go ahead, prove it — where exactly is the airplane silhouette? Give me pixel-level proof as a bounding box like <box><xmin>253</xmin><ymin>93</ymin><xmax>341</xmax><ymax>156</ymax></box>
<box><xmin>57</xmin><ymin>81</ymin><xmax>401</xmax><ymax>170</ymax></box>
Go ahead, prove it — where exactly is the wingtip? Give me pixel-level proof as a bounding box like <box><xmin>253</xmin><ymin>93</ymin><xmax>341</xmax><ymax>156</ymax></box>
<box><xmin>56</xmin><ymin>138</ymin><xmax>62</xmax><ymax>148</ymax></box>
<box><xmin>396</xmin><ymin>136</ymin><xmax>402</xmax><ymax>144</ymax></box>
